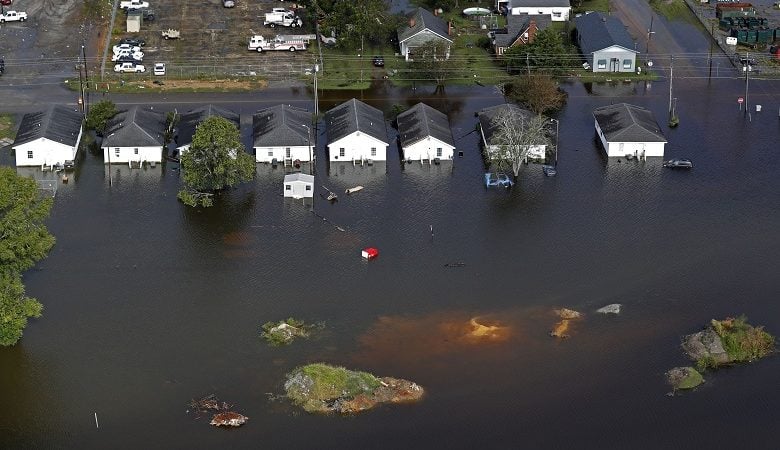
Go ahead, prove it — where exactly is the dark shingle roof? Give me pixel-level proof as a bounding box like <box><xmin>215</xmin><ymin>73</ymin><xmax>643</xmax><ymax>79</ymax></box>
<box><xmin>398</xmin><ymin>8</ymin><xmax>452</xmax><ymax>43</ymax></box>
<box><xmin>103</xmin><ymin>107</ymin><xmax>166</xmax><ymax>148</ymax></box>
<box><xmin>252</xmin><ymin>105</ymin><xmax>311</xmax><ymax>148</ymax></box>
<box><xmin>593</xmin><ymin>103</ymin><xmax>666</xmax><ymax>143</ymax></box>
<box><xmin>178</xmin><ymin>105</ymin><xmax>240</xmax><ymax>148</ymax></box>
<box><xmin>511</xmin><ymin>0</ymin><xmax>570</xmax><ymax>7</ymax></box>
<box><xmin>13</xmin><ymin>105</ymin><xmax>83</xmax><ymax>147</ymax></box>
<box><xmin>325</xmin><ymin>99</ymin><xmax>387</xmax><ymax>145</ymax></box>
<box><xmin>397</xmin><ymin>103</ymin><xmax>454</xmax><ymax>148</ymax></box>
<box><xmin>574</xmin><ymin>12</ymin><xmax>637</xmax><ymax>55</ymax></box>
<box><xmin>477</xmin><ymin>103</ymin><xmax>535</xmax><ymax>144</ymax></box>
<box><xmin>493</xmin><ymin>13</ymin><xmax>552</xmax><ymax>48</ymax></box>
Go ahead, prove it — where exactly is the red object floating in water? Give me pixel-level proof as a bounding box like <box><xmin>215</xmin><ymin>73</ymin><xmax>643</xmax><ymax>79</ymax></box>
<box><xmin>362</xmin><ymin>247</ymin><xmax>379</xmax><ymax>260</ymax></box>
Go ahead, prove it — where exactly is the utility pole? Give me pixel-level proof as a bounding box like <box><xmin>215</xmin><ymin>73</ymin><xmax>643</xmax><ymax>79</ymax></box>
<box><xmin>744</xmin><ymin>51</ymin><xmax>750</xmax><ymax>119</ymax></box>
<box><xmin>526</xmin><ymin>53</ymin><xmax>530</xmax><ymax>76</ymax></box>
<box><xmin>82</xmin><ymin>44</ymin><xmax>90</xmax><ymax>115</ymax></box>
<box><xmin>708</xmin><ymin>21</ymin><xmax>714</xmax><ymax>82</ymax></box>
<box><xmin>668</xmin><ymin>55</ymin><xmax>673</xmax><ymax>118</ymax></box>
<box><xmin>646</xmin><ymin>16</ymin><xmax>655</xmax><ymax>55</ymax></box>
<box><xmin>76</xmin><ymin>64</ymin><xmax>85</xmax><ymax>116</ymax></box>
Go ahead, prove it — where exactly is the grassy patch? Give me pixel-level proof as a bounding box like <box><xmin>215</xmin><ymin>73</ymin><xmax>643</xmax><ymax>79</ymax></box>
<box><xmin>260</xmin><ymin>318</ymin><xmax>316</xmax><ymax>346</ymax></box>
<box><xmin>649</xmin><ymin>0</ymin><xmax>692</xmax><ymax>21</ymax></box>
<box><xmin>285</xmin><ymin>363</ymin><xmax>381</xmax><ymax>412</ymax></box>
<box><xmin>572</xmin><ymin>0</ymin><xmax>611</xmax><ymax>14</ymax></box>
<box><xmin>711</xmin><ymin>316</ymin><xmax>775</xmax><ymax>363</ymax></box>
<box><xmin>67</xmin><ymin>77</ymin><xmax>268</xmax><ymax>94</ymax></box>
<box><xmin>317</xmin><ymin>46</ymin><xmax>394</xmax><ymax>90</ymax></box>
<box><xmin>0</xmin><ymin>114</ymin><xmax>15</xmax><ymax>141</ymax></box>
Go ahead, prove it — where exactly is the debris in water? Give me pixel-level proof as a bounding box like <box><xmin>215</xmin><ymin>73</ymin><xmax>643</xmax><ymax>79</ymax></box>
<box><xmin>345</xmin><ymin>185</ymin><xmax>364</xmax><ymax>194</ymax></box>
<box><xmin>210</xmin><ymin>411</ymin><xmax>248</xmax><ymax>427</ymax></box>
<box><xmin>464</xmin><ymin>317</ymin><xmax>509</xmax><ymax>341</ymax></box>
<box><xmin>554</xmin><ymin>308</ymin><xmax>582</xmax><ymax>320</ymax></box>
<box><xmin>550</xmin><ymin>308</ymin><xmax>583</xmax><ymax>338</ymax></box>
<box><xmin>261</xmin><ymin>318</ymin><xmax>315</xmax><ymax>346</ymax></box>
<box><xmin>444</xmin><ymin>262</ymin><xmax>465</xmax><ymax>267</ymax></box>
<box><xmin>596</xmin><ymin>304</ymin><xmax>621</xmax><ymax>314</ymax></box>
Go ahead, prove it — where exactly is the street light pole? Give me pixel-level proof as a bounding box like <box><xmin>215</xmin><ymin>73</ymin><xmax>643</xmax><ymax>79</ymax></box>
<box><xmin>106</xmin><ymin>132</ymin><xmax>114</xmax><ymax>186</ymax></box>
<box><xmin>550</xmin><ymin>118</ymin><xmax>559</xmax><ymax>167</ymax></box>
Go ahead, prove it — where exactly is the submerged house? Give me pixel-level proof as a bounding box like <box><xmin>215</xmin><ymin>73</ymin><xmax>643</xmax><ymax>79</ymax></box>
<box><xmin>396</xmin><ymin>103</ymin><xmax>455</xmax><ymax>162</ymax></box>
<box><xmin>478</xmin><ymin>104</ymin><xmax>546</xmax><ymax>161</ymax></box>
<box><xmin>283</xmin><ymin>173</ymin><xmax>314</xmax><ymax>199</ymax></box>
<box><xmin>176</xmin><ymin>105</ymin><xmax>240</xmax><ymax>154</ymax></box>
<box><xmin>492</xmin><ymin>13</ymin><xmax>551</xmax><ymax>56</ymax></box>
<box><xmin>253</xmin><ymin>105</ymin><xmax>313</xmax><ymax>164</ymax></box>
<box><xmin>398</xmin><ymin>7</ymin><xmax>453</xmax><ymax>61</ymax></box>
<box><xmin>574</xmin><ymin>12</ymin><xmax>638</xmax><ymax>73</ymax></box>
<box><xmin>102</xmin><ymin>107</ymin><xmax>166</xmax><ymax>164</ymax></box>
<box><xmin>324</xmin><ymin>99</ymin><xmax>388</xmax><ymax>162</ymax></box>
<box><xmin>12</xmin><ymin>105</ymin><xmax>84</xmax><ymax>167</ymax></box>
<box><xmin>593</xmin><ymin>103</ymin><xmax>666</xmax><ymax>158</ymax></box>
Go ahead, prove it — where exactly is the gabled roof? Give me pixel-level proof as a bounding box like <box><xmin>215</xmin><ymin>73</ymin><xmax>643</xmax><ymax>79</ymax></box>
<box><xmin>511</xmin><ymin>0</ymin><xmax>570</xmax><ymax>7</ymax></box>
<box><xmin>398</xmin><ymin>8</ymin><xmax>452</xmax><ymax>44</ymax></box>
<box><xmin>493</xmin><ymin>13</ymin><xmax>551</xmax><ymax>48</ymax></box>
<box><xmin>325</xmin><ymin>99</ymin><xmax>387</xmax><ymax>145</ymax></box>
<box><xmin>593</xmin><ymin>103</ymin><xmax>666</xmax><ymax>143</ymax></box>
<box><xmin>252</xmin><ymin>105</ymin><xmax>311</xmax><ymax>148</ymax></box>
<box><xmin>283</xmin><ymin>173</ymin><xmax>314</xmax><ymax>183</ymax></box>
<box><xmin>13</xmin><ymin>105</ymin><xmax>83</xmax><ymax>148</ymax></box>
<box><xmin>574</xmin><ymin>12</ymin><xmax>637</xmax><ymax>55</ymax></box>
<box><xmin>397</xmin><ymin>103</ymin><xmax>454</xmax><ymax>148</ymax></box>
<box><xmin>477</xmin><ymin>103</ymin><xmax>535</xmax><ymax>144</ymax></box>
<box><xmin>103</xmin><ymin>107</ymin><xmax>166</xmax><ymax>148</ymax></box>
<box><xmin>178</xmin><ymin>105</ymin><xmax>240</xmax><ymax>148</ymax></box>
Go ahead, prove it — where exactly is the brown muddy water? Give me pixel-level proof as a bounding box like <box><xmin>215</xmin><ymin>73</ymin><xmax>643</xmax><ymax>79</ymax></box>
<box><xmin>1</xmin><ymin>76</ymin><xmax>780</xmax><ymax>448</ymax></box>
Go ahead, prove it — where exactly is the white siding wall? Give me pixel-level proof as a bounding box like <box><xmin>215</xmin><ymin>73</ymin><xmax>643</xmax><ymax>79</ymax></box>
<box><xmin>481</xmin><ymin>127</ymin><xmax>546</xmax><ymax>160</ymax></box>
<box><xmin>510</xmin><ymin>6</ymin><xmax>570</xmax><ymax>21</ymax></box>
<box><xmin>14</xmin><ymin>137</ymin><xmax>80</xmax><ymax>167</ymax></box>
<box><xmin>328</xmin><ymin>132</ymin><xmax>388</xmax><ymax>162</ymax></box>
<box><xmin>591</xmin><ymin>46</ymin><xmax>637</xmax><ymax>73</ymax></box>
<box><xmin>102</xmin><ymin>145</ymin><xmax>162</xmax><ymax>164</ymax></box>
<box><xmin>255</xmin><ymin>145</ymin><xmax>312</xmax><ymax>163</ymax></box>
<box><xmin>403</xmin><ymin>137</ymin><xmax>455</xmax><ymax>161</ymax></box>
<box><xmin>595</xmin><ymin>118</ymin><xmax>665</xmax><ymax>157</ymax></box>
<box><xmin>283</xmin><ymin>180</ymin><xmax>314</xmax><ymax>198</ymax></box>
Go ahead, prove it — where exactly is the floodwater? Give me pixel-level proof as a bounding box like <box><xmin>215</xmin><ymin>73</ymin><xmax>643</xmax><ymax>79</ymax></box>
<box><xmin>2</xmin><ymin>74</ymin><xmax>780</xmax><ymax>447</ymax></box>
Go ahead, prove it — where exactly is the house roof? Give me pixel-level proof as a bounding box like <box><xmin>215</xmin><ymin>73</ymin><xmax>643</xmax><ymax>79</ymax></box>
<box><xmin>477</xmin><ymin>103</ymin><xmax>535</xmax><ymax>144</ymax></box>
<box><xmin>103</xmin><ymin>107</ymin><xmax>166</xmax><ymax>148</ymax></box>
<box><xmin>593</xmin><ymin>103</ymin><xmax>667</xmax><ymax>143</ymax></box>
<box><xmin>13</xmin><ymin>105</ymin><xmax>83</xmax><ymax>148</ymax></box>
<box><xmin>398</xmin><ymin>7</ymin><xmax>452</xmax><ymax>44</ymax></box>
<box><xmin>252</xmin><ymin>104</ymin><xmax>311</xmax><ymax>148</ymax></box>
<box><xmin>574</xmin><ymin>12</ymin><xmax>637</xmax><ymax>55</ymax></box>
<box><xmin>510</xmin><ymin>0</ymin><xmax>570</xmax><ymax>7</ymax></box>
<box><xmin>325</xmin><ymin>98</ymin><xmax>387</xmax><ymax>145</ymax></box>
<box><xmin>284</xmin><ymin>173</ymin><xmax>314</xmax><ymax>183</ymax></box>
<box><xmin>493</xmin><ymin>13</ymin><xmax>551</xmax><ymax>48</ymax></box>
<box><xmin>397</xmin><ymin>103</ymin><xmax>454</xmax><ymax>148</ymax></box>
<box><xmin>178</xmin><ymin>105</ymin><xmax>240</xmax><ymax>148</ymax></box>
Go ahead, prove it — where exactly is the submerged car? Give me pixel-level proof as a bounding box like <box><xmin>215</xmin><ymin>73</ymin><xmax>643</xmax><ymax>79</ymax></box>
<box><xmin>662</xmin><ymin>158</ymin><xmax>693</xmax><ymax>169</ymax></box>
<box><xmin>484</xmin><ymin>172</ymin><xmax>514</xmax><ymax>188</ymax></box>
<box><xmin>372</xmin><ymin>56</ymin><xmax>384</xmax><ymax>67</ymax></box>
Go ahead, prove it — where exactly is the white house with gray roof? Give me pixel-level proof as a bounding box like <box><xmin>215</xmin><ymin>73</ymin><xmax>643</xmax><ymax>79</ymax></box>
<box><xmin>398</xmin><ymin>8</ymin><xmax>453</xmax><ymax>61</ymax></box>
<box><xmin>397</xmin><ymin>103</ymin><xmax>455</xmax><ymax>162</ymax></box>
<box><xmin>325</xmin><ymin>99</ymin><xmax>388</xmax><ymax>162</ymax></box>
<box><xmin>12</xmin><ymin>105</ymin><xmax>84</xmax><ymax>167</ymax></box>
<box><xmin>574</xmin><ymin>12</ymin><xmax>638</xmax><ymax>72</ymax></box>
<box><xmin>478</xmin><ymin>104</ymin><xmax>546</xmax><ymax>161</ymax></box>
<box><xmin>283</xmin><ymin>173</ymin><xmax>314</xmax><ymax>199</ymax></box>
<box><xmin>498</xmin><ymin>0</ymin><xmax>571</xmax><ymax>22</ymax></box>
<box><xmin>176</xmin><ymin>105</ymin><xmax>240</xmax><ymax>154</ymax></box>
<box><xmin>101</xmin><ymin>107</ymin><xmax>166</xmax><ymax>164</ymax></box>
<box><xmin>593</xmin><ymin>103</ymin><xmax>666</xmax><ymax>158</ymax></box>
<box><xmin>253</xmin><ymin>105</ymin><xmax>313</xmax><ymax>163</ymax></box>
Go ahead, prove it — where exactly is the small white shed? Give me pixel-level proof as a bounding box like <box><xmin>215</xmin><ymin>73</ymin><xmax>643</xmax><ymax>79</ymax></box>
<box><xmin>283</xmin><ymin>173</ymin><xmax>314</xmax><ymax>198</ymax></box>
<box><xmin>127</xmin><ymin>11</ymin><xmax>142</xmax><ymax>33</ymax></box>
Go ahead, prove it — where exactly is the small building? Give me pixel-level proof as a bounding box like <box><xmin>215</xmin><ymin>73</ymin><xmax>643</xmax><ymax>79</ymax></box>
<box><xmin>12</xmin><ymin>105</ymin><xmax>84</xmax><ymax>167</ymax></box>
<box><xmin>177</xmin><ymin>105</ymin><xmax>240</xmax><ymax>154</ymax></box>
<box><xmin>102</xmin><ymin>107</ymin><xmax>166</xmax><ymax>164</ymax></box>
<box><xmin>283</xmin><ymin>173</ymin><xmax>314</xmax><ymax>198</ymax></box>
<box><xmin>574</xmin><ymin>12</ymin><xmax>638</xmax><ymax>73</ymax></box>
<box><xmin>478</xmin><ymin>104</ymin><xmax>546</xmax><ymax>161</ymax></box>
<box><xmin>397</xmin><ymin>103</ymin><xmax>455</xmax><ymax>162</ymax></box>
<box><xmin>498</xmin><ymin>0</ymin><xmax>571</xmax><ymax>22</ymax></box>
<box><xmin>398</xmin><ymin>8</ymin><xmax>453</xmax><ymax>62</ymax></box>
<box><xmin>325</xmin><ymin>99</ymin><xmax>388</xmax><ymax>162</ymax></box>
<box><xmin>492</xmin><ymin>13</ymin><xmax>551</xmax><ymax>56</ymax></box>
<box><xmin>253</xmin><ymin>105</ymin><xmax>313</xmax><ymax>163</ymax></box>
<box><xmin>593</xmin><ymin>103</ymin><xmax>667</xmax><ymax>158</ymax></box>
<box><xmin>127</xmin><ymin>10</ymin><xmax>142</xmax><ymax>33</ymax></box>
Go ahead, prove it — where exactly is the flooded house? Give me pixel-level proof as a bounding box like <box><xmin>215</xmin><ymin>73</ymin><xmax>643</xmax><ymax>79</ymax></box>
<box><xmin>101</xmin><ymin>107</ymin><xmax>166</xmax><ymax>165</ymax></box>
<box><xmin>398</xmin><ymin>7</ymin><xmax>453</xmax><ymax>61</ymax></box>
<box><xmin>574</xmin><ymin>12</ymin><xmax>638</xmax><ymax>73</ymax></box>
<box><xmin>324</xmin><ymin>99</ymin><xmax>388</xmax><ymax>163</ymax></box>
<box><xmin>477</xmin><ymin>104</ymin><xmax>546</xmax><ymax>161</ymax></box>
<box><xmin>283</xmin><ymin>173</ymin><xmax>314</xmax><ymax>199</ymax></box>
<box><xmin>176</xmin><ymin>105</ymin><xmax>240</xmax><ymax>155</ymax></box>
<box><xmin>253</xmin><ymin>105</ymin><xmax>313</xmax><ymax>164</ymax></box>
<box><xmin>397</xmin><ymin>103</ymin><xmax>455</xmax><ymax>163</ymax></box>
<box><xmin>12</xmin><ymin>105</ymin><xmax>84</xmax><ymax>167</ymax></box>
<box><xmin>593</xmin><ymin>103</ymin><xmax>667</xmax><ymax>158</ymax></box>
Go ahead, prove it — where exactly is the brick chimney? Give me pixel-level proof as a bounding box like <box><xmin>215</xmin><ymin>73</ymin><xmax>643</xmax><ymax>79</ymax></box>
<box><xmin>409</xmin><ymin>17</ymin><xmax>415</xmax><ymax>27</ymax></box>
<box><xmin>448</xmin><ymin>21</ymin><xmax>452</xmax><ymax>36</ymax></box>
<box><xmin>527</xmin><ymin>20</ymin><xmax>538</xmax><ymax>44</ymax></box>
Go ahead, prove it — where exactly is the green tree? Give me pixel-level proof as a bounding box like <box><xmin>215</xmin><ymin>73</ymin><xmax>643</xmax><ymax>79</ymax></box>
<box><xmin>506</xmin><ymin>74</ymin><xmax>568</xmax><ymax>115</ymax></box>
<box><xmin>408</xmin><ymin>41</ymin><xmax>456</xmax><ymax>86</ymax></box>
<box><xmin>320</xmin><ymin>0</ymin><xmax>395</xmax><ymax>51</ymax></box>
<box><xmin>0</xmin><ymin>167</ymin><xmax>54</xmax><ymax>346</ymax></box>
<box><xmin>504</xmin><ymin>29</ymin><xmax>572</xmax><ymax>75</ymax></box>
<box><xmin>177</xmin><ymin>116</ymin><xmax>255</xmax><ymax>208</ymax></box>
<box><xmin>85</xmin><ymin>100</ymin><xmax>117</xmax><ymax>136</ymax></box>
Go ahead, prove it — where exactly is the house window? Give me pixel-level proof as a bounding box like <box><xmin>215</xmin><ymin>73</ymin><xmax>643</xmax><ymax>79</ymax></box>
<box><xmin>114</xmin><ymin>148</ymin><xmax>121</xmax><ymax>157</ymax></box>
<box><xmin>339</xmin><ymin>148</ymin><xmax>345</xmax><ymax>157</ymax></box>
<box><xmin>305</xmin><ymin>185</ymin><xmax>311</xmax><ymax>191</ymax></box>
<box><xmin>268</xmin><ymin>150</ymin><xmax>274</xmax><ymax>157</ymax></box>
<box><xmin>597</xmin><ymin>59</ymin><xmax>607</xmax><ymax>69</ymax></box>
<box><xmin>285</xmin><ymin>148</ymin><xmax>291</xmax><ymax>158</ymax></box>
<box><xmin>623</xmin><ymin>59</ymin><xmax>632</xmax><ymax>69</ymax></box>
<box><xmin>370</xmin><ymin>147</ymin><xmax>376</xmax><ymax>157</ymax></box>
<box><xmin>553</xmin><ymin>12</ymin><xmax>562</xmax><ymax>18</ymax></box>
<box><xmin>133</xmin><ymin>148</ymin><xmax>139</xmax><ymax>155</ymax></box>
<box><xmin>436</xmin><ymin>148</ymin><xmax>443</xmax><ymax>157</ymax></box>
<box><xmin>285</xmin><ymin>185</ymin><xmax>291</xmax><ymax>191</ymax></box>
<box><xmin>27</xmin><ymin>150</ymin><xmax>33</xmax><ymax>159</ymax></box>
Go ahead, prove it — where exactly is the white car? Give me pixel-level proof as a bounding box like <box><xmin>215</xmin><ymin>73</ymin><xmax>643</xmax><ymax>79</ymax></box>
<box><xmin>223</xmin><ymin>0</ymin><xmax>235</xmax><ymax>7</ymax></box>
<box><xmin>114</xmin><ymin>62</ymin><xmax>145</xmax><ymax>73</ymax></box>
<box><xmin>112</xmin><ymin>51</ymin><xmax>144</xmax><ymax>62</ymax></box>
<box><xmin>0</xmin><ymin>11</ymin><xmax>27</xmax><ymax>22</ymax></box>
<box><xmin>113</xmin><ymin>44</ymin><xmax>141</xmax><ymax>54</ymax></box>
<box><xmin>153</xmin><ymin>63</ymin><xmax>165</xmax><ymax>76</ymax></box>
<box><xmin>119</xmin><ymin>0</ymin><xmax>149</xmax><ymax>10</ymax></box>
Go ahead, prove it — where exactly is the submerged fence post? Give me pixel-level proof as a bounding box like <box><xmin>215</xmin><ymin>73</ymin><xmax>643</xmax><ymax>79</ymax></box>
<box><xmin>94</xmin><ymin>412</ymin><xmax>99</xmax><ymax>429</ymax></box>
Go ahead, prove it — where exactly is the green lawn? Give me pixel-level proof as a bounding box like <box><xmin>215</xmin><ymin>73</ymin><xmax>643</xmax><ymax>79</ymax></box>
<box><xmin>0</xmin><ymin>114</ymin><xmax>15</xmax><ymax>141</ymax></box>
<box><xmin>573</xmin><ymin>0</ymin><xmax>611</xmax><ymax>13</ymax></box>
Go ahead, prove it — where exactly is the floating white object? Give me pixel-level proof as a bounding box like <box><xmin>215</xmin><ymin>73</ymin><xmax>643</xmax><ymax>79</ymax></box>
<box><xmin>596</xmin><ymin>304</ymin><xmax>621</xmax><ymax>314</ymax></box>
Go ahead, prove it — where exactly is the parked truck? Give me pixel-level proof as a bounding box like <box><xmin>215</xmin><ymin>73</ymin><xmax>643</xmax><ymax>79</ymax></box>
<box><xmin>0</xmin><ymin>10</ymin><xmax>27</xmax><ymax>22</ymax></box>
<box><xmin>264</xmin><ymin>8</ymin><xmax>302</xmax><ymax>28</ymax></box>
<box><xmin>247</xmin><ymin>35</ymin><xmax>306</xmax><ymax>52</ymax></box>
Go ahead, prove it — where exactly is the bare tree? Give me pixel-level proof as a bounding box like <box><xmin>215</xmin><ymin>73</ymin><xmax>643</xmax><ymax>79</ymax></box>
<box><xmin>488</xmin><ymin>109</ymin><xmax>552</xmax><ymax>177</ymax></box>
<box><xmin>409</xmin><ymin>41</ymin><xmax>455</xmax><ymax>86</ymax></box>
